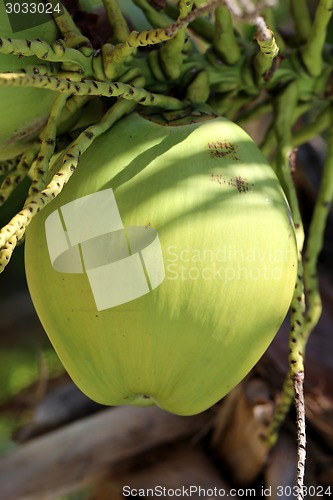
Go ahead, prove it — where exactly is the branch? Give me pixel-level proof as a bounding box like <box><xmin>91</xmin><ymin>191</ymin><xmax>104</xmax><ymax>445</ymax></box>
<box><xmin>0</xmin><ymin>405</ymin><xmax>211</xmax><ymax>499</ymax></box>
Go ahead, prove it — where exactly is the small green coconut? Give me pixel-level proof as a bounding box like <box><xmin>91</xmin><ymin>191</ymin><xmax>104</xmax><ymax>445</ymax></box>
<box><xmin>25</xmin><ymin>111</ymin><xmax>297</xmax><ymax>415</ymax></box>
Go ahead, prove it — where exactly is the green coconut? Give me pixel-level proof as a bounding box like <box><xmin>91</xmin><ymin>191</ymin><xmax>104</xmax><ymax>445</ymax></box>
<box><xmin>25</xmin><ymin>111</ymin><xmax>297</xmax><ymax>416</ymax></box>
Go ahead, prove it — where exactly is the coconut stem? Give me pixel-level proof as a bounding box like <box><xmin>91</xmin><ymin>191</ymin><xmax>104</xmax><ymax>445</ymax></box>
<box><xmin>0</xmin><ymin>98</ymin><xmax>137</xmax><ymax>272</ymax></box>
<box><xmin>292</xmin><ymin>106</ymin><xmax>331</xmax><ymax>148</ymax></box>
<box><xmin>213</xmin><ymin>6</ymin><xmax>241</xmax><ymax>65</ymax></box>
<box><xmin>266</xmin><ymin>82</ymin><xmax>308</xmax><ymax>498</ymax></box>
<box><xmin>301</xmin><ymin>0</ymin><xmax>333</xmax><ymax>77</ymax></box>
<box><xmin>104</xmin><ymin>0</ymin><xmax>224</xmax><ymax>76</ymax></box>
<box><xmin>266</xmin><ymin>83</ymin><xmax>306</xmax><ymax>407</ymax></box>
<box><xmin>254</xmin><ymin>26</ymin><xmax>279</xmax><ymax>82</ymax></box>
<box><xmin>302</xmin><ymin>107</ymin><xmax>333</xmax><ymax>344</ymax></box>
<box><xmin>158</xmin><ymin>0</ymin><xmax>194</xmax><ymax>80</ymax></box>
<box><xmin>103</xmin><ymin>0</ymin><xmax>130</xmax><ymax>43</ymax></box>
<box><xmin>164</xmin><ymin>0</ymin><xmax>215</xmax><ymax>43</ymax></box>
<box><xmin>28</xmin><ymin>93</ymin><xmax>69</xmax><ymax>197</ymax></box>
<box><xmin>0</xmin><ymin>73</ymin><xmax>186</xmax><ymax>110</ymax></box>
<box><xmin>0</xmin><ymin>158</ymin><xmax>19</xmax><ymax>176</ymax></box>
<box><xmin>132</xmin><ymin>0</ymin><xmax>176</xmax><ymax>28</ymax></box>
<box><xmin>49</xmin><ymin>0</ymin><xmax>93</xmax><ymax>57</ymax></box>
<box><xmin>0</xmin><ymin>147</ymin><xmax>39</xmax><ymax>207</ymax></box>
<box><xmin>290</xmin><ymin>0</ymin><xmax>312</xmax><ymax>44</ymax></box>
<box><xmin>268</xmin><ymin>97</ymin><xmax>333</xmax><ymax>455</ymax></box>
<box><xmin>0</xmin><ymin>37</ymin><xmax>92</xmax><ymax>75</ymax></box>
